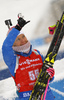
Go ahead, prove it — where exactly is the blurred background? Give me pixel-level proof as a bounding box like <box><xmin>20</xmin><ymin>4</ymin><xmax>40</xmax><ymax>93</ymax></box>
<box><xmin>0</xmin><ymin>0</ymin><xmax>64</xmax><ymax>69</ymax></box>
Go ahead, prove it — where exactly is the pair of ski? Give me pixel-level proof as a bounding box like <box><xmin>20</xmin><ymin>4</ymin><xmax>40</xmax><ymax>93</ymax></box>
<box><xmin>29</xmin><ymin>11</ymin><xmax>64</xmax><ymax>100</ymax></box>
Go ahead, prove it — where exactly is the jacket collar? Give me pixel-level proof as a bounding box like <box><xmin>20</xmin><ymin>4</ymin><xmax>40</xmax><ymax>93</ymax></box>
<box><xmin>14</xmin><ymin>45</ymin><xmax>32</xmax><ymax>57</ymax></box>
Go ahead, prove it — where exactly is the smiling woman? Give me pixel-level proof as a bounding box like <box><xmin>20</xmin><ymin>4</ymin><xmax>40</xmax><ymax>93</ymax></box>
<box><xmin>12</xmin><ymin>32</ymin><xmax>31</xmax><ymax>53</ymax></box>
<box><xmin>13</xmin><ymin>34</ymin><xmax>28</xmax><ymax>46</ymax></box>
<box><xmin>2</xmin><ymin>15</ymin><xmax>55</xmax><ymax>100</ymax></box>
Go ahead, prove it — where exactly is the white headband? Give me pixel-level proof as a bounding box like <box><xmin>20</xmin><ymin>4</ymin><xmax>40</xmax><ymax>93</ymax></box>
<box><xmin>18</xmin><ymin>30</ymin><xmax>24</xmax><ymax>36</ymax></box>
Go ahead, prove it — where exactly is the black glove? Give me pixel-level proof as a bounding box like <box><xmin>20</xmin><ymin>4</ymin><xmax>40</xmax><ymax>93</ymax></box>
<box><xmin>18</xmin><ymin>18</ymin><xmax>30</xmax><ymax>28</ymax></box>
<box><xmin>15</xmin><ymin>18</ymin><xmax>30</xmax><ymax>31</ymax></box>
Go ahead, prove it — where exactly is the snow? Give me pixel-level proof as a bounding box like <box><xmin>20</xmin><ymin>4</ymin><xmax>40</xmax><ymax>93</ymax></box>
<box><xmin>0</xmin><ymin>78</ymin><xmax>17</xmax><ymax>99</ymax></box>
<box><xmin>50</xmin><ymin>87</ymin><xmax>64</xmax><ymax>97</ymax></box>
<box><xmin>0</xmin><ymin>0</ymin><xmax>64</xmax><ymax>100</ymax></box>
<box><xmin>53</xmin><ymin>59</ymin><xmax>64</xmax><ymax>82</ymax></box>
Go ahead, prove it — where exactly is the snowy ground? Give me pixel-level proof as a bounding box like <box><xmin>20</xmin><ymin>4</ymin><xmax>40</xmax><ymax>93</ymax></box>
<box><xmin>0</xmin><ymin>0</ymin><xmax>64</xmax><ymax>100</ymax></box>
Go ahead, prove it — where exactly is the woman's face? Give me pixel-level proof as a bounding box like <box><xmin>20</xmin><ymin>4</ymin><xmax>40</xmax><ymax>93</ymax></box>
<box><xmin>13</xmin><ymin>34</ymin><xmax>28</xmax><ymax>46</ymax></box>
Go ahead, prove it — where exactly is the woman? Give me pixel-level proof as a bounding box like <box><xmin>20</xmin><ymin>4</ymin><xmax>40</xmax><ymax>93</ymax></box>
<box><xmin>2</xmin><ymin>17</ymin><xmax>55</xmax><ymax>100</ymax></box>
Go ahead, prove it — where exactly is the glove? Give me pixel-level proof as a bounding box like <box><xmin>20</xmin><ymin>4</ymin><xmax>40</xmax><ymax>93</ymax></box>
<box><xmin>15</xmin><ymin>17</ymin><xmax>30</xmax><ymax>31</ymax></box>
<box><xmin>46</xmin><ymin>67</ymin><xmax>55</xmax><ymax>79</ymax></box>
<box><xmin>17</xmin><ymin>18</ymin><xmax>30</xmax><ymax>28</ymax></box>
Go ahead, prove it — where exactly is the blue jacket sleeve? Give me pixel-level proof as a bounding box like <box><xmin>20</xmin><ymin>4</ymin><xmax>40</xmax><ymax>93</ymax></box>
<box><xmin>2</xmin><ymin>28</ymin><xmax>20</xmax><ymax>76</ymax></box>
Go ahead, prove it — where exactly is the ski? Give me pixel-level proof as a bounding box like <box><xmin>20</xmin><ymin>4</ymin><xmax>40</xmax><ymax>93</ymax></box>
<box><xmin>40</xmin><ymin>24</ymin><xmax>64</xmax><ymax>100</ymax></box>
<box><xmin>46</xmin><ymin>11</ymin><xmax>64</xmax><ymax>58</ymax></box>
<box><xmin>29</xmin><ymin>12</ymin><xmax>64</xmax><ymax>100</ymax></box>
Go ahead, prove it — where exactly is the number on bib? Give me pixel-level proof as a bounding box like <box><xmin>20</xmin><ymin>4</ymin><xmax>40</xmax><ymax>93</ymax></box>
<box><xmin>28</xmin><ymin>69</ymin><xmax>39</xmax><ymax>81</ymax></box>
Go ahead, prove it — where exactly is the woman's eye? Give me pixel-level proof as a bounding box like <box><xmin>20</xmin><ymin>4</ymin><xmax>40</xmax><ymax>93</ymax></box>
<box><xmin>22</xmin><ymin>35</ymin><xmax>25</xmax><ymax>38</ymax></box>
<box><xmin>17</xmin><ymin>38</ymin><xmax>20</xmax><ymax>41</ymax></box>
